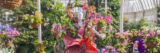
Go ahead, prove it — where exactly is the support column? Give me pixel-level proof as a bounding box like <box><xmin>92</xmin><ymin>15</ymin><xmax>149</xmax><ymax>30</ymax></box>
<box><xmin>120</xmin><ymin>0</ymin><xmax>124</xmax><ymax>33</ymax></box>
<box><xmin>37</xmin><ymin>0</ymin><xmax>42</xmax><ymax>43</ymax></box>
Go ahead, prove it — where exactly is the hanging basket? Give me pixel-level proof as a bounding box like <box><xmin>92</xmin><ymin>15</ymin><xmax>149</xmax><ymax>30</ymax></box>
<box><xmin>145</xmin><ymin>41</ymin><xmax>157</xmax><ymax>49</ymax></box>
<box><xmin>0</xmin><ymin>0</ymin><xmax>22</xmax><ymax>9</ymax></box>
<box><xmin>31</xmin><ymin>23</ymin><xmax>40</xmax><ymax>28</ymax></box>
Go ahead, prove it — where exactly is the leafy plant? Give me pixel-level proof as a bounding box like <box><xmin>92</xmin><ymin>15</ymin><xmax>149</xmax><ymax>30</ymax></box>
<box><xmin>23</xmin><ymin>11</ymin><xmax>43</xmax><ymax>23</ymax></box>
<box><xmin>97</xmin><ymin>19</ymin><xmax>106</xmax><ymax>27</ymax></box>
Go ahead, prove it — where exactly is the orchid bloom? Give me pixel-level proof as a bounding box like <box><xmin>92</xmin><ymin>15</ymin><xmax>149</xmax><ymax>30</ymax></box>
<box><xmin>8</xmin><ymin>29</ymin><xmax>19</xmax><ymax>37</ymax></box>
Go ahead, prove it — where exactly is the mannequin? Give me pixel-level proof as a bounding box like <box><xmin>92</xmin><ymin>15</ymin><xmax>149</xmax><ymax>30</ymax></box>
<box><xmin>133</xmin><ymin>41</ymin><xmax>139</xmax><ymax>53</ymax></box>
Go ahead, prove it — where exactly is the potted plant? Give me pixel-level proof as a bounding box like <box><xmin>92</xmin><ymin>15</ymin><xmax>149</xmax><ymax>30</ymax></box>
<box><xmin>144</xmin><ymin>35</ymin><xmax>159</xmax><ymax>49</ymax></box>
<box><xmin>23</xmin><ymin>11</ymin><xmax>43</xmax><ymax>28</ymax></box>
<box><xmin>97</xmin><ymin>19</ymin><xmax>106</xmax><ymax>31</ymax></box>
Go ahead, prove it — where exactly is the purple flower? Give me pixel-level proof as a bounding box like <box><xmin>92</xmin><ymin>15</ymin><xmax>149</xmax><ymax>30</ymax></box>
<box><xmin>5</xmin><ymin>27</ymin><xmax>13</xmax><ymax>32</ymax></box>
<box><xmin>149</xmin><ymin>32</ymin><xmax>154</xmax><ymax>36</ymax></box>
<box><xmin>8</xmin><ymin>29</ymin><xmax>19</xmax><ymax>37</ymax></box>
<box><xmin>133</xmin><ymin>38</ymin><xmax>145</xmax><ymax>53</ymax></box>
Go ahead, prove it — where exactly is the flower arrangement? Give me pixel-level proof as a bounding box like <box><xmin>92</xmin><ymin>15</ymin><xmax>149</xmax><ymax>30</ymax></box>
<box><xmin>143</xmin><ymin>30</ymin><xmax>160</xmax><ymax>49</ymax></box>
<box><xmin>0</xmin><ymin>24</ymin><xmax>19</xmax><ymax>53</ymax></box>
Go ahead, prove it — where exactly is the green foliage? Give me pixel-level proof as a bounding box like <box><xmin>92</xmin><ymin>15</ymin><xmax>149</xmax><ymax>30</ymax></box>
<box><xmin>0</xmin><ymin>34</ymin><xmax>6</xmax><ymax>40</ymax></box>
<box><xmin>98</xmin><ymin>19</ymin><xmax>107</xmax><ymax>27</ymax></box>
<box><xmin>16</xmin><ymin>44</ymin><xmax>36</xmax><ymax>53</ymax></box>
<box><xmin>124</xmin><ymin>19</ymin><xmax>148</xmax><ymax>31</ymax></box>
<box><xmin>96</xmin><ymin>33</ymin><xmax>118</xmax><ymax>49</ymax></box>
<box><xmin>14</xmin><ymin>30</ymin><xmax>37</xmax><ymax>44</ymax></box>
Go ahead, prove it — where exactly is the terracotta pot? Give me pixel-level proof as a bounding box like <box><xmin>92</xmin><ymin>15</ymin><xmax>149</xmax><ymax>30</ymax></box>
<box><xmin>145</xmin><ymin>41</ymin><xmax>157</xmax><ymax>49</ymax></box>
<box><xmin>5</xmin><ymin>41</ymin><xmax>12</xmax><ymax>47</ymax></box>
<box><xmin>31</xmin><ymin>23</ymin><xmax>40</xmax><ymax>28</ymax></box>
<box><xmin>0</xmin><ymin>0</ymin><xmax>22</xmax><ymax>9</ymax></box>
<box><xmin>97</xmin><ymin>26</ymin><xmax>102</xmax><ymax>31</ymax></box>
<box><xmin>119</xmin><ymin>39</ymin><xmax>125</xmax><ymax>43</ymax></box>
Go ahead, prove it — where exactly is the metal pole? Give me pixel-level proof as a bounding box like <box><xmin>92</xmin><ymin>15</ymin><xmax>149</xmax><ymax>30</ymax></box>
<box><xmin>120</xmin><ymin>0</ymin><xmax>124</xmax><ymax>34</ymax></box>
<box><xmin>37</xmin><ymin>0</ymin><xmax>42</xmax><ymax>43</ymax></box>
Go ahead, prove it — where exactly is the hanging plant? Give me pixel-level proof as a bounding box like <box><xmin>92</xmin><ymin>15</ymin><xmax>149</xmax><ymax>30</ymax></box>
<box><xmin>0</xmin><ymin>0</ymin><xmax>22</xmax><ymax>9</ymax></box>
<box><xmin>23</xmin><ymin>11</ymin><xmax>43</xmax><ymax>28</ymax></box>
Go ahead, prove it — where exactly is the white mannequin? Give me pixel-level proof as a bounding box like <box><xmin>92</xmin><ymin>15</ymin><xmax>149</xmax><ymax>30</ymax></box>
<box><xmin>71</xmin><ymin>7</ymin><xmax>84</xmax><ymax>27</ymax></box>
<box><xmin>133</xmin><ymin>41</ymin><xmax>139</xmax><ymax>53</ymax></box>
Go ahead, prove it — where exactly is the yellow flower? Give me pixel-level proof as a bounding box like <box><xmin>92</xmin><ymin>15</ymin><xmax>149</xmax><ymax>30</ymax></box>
<box><xmin>91</xmin><ymin>6</ymin><xmax>96</xmax><ymax>10</ymax></box>
<box><xmin>31</xmin><ymin>19</ymin><xmax>34</xmax><ymax>23</ymax></box>
<box><xmin>141</xmin><ymin>26</ymin><xmax>147</xmax><ymax>30</ymax></box>
<box><xmin>23</xmin><ymin>14</ymin><xmax>29</xmax><ymax>20</ymax></box>
<box><xmin>35</xmin><ymin>11</ymin><xmax>43</xmax><ymax>19</ymax></box>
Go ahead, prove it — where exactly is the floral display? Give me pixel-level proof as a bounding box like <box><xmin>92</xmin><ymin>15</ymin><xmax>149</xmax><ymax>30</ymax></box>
<box><xmin>0</xmin><ymin>24</ymin><xmax>20</xmax><ymax>53</ymax></box>
<box><xmin>0</xmin><ymin>0</ymin><xmax>160</xmax><ymax>53</ymax></box>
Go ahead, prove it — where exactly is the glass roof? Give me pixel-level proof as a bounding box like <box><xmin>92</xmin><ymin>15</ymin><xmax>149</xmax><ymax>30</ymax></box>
<box><xmin>124</xmin><ymin>0</ymin><xmax>160</xmax><ymax>13</ymax></box>
<box><xmin>54</xmin><ymin>0</ymin><xmax>86</xmax><ymax>7</ymax></box>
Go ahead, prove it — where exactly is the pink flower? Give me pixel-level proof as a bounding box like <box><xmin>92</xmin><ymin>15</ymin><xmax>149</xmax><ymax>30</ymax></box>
<box><xmin>8</xmin><ymin>29</ymin><xmax>19</xmax><ymax>37</ymax></box>
<box><xmin>51</xmin><ymin>24</ymin><xmax>56</xmax><ymax>32</ymax></box>
<box><xmin>101</xmin><ymin>48</ymin><xmax>105</xmax><ymax>53</ymax></box>
<box><xmin>115</xmin><ymin>36</ymin><xmax>118</xmax><ymax>38</ymax></box>
<box><xmin>78</xmin><ymin>27</ymin><xmax>84</xmax><ymax>38</ymax></box>
<box><xmin>96</xmin><ymin>14</ymin><xmax>103</xmax><ymax>23</ymax></box>
<box><xmin>108</xmin><ymin>25</ymin><xmax>112</xmax><ymax>32</ymax></box>
<box><xmin>96</xmin><ymin>14</ymin><xmax>103</xmax><ymax>19</ymax></box>
<box><xmin>105</xmin><ymin>16</ymin><xmax>111</xmax><ymax>24</ymax></box>
<box><xmin>146</xmin><ymin>34</ymin><xmax>151</xmax><ymax>38</ymax></box>
<box><xmin>116</xmin><ymin>32</ymin><xmax>121</xmax><ymax>36</ymax></box>
<box><xmin>123</xmin><ymin>32</ymin><xmax>129</xmax><ymax>36</ymax></box>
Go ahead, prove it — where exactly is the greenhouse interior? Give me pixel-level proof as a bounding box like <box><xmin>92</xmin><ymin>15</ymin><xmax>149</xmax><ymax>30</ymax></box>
<box><xmin>0</xmin><ymin>0</ymin><xmax>160</xmax><ymax>53</ymax></box>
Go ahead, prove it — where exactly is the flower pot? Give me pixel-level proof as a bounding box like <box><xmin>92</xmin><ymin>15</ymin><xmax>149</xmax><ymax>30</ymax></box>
<box><xmin>119</xmin><ymin>39</ymin><xmax>125</xmax><ymax>43</ymax></box>
<box><xmin>75</xmin><ymin>4</ymin><xmax>83</xmax><ymax>7</ymax></box>
<box><xmin>145</xmin><ymin>41</ymin><xmax>157</xmax><ymax>49</ymax></box>
<box><xmin>31</xmin><ymin>23</ymin><xmax>40</xmax><ymax>28</ymax></box>
<box><xmin>0</xmin><ymin>0</ymin><xmax>22</xmax><ymax>9</ymax></box>
<box><xmin>97</xmin><ymin>26</ymin><xmax>102</xmax><ymax>31</ymax></box>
